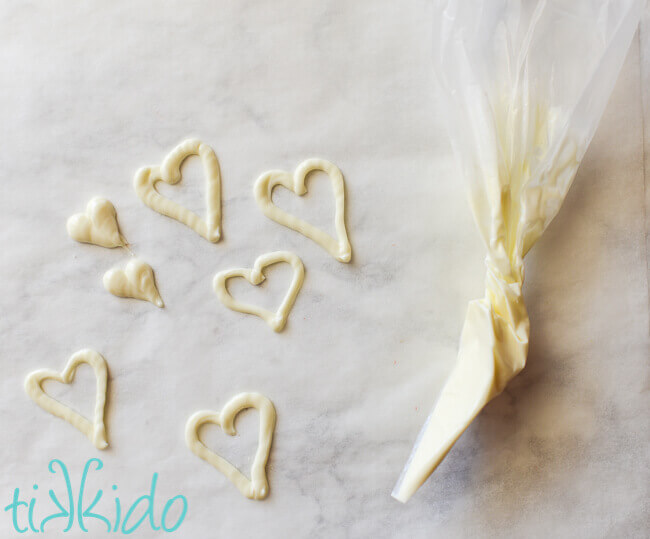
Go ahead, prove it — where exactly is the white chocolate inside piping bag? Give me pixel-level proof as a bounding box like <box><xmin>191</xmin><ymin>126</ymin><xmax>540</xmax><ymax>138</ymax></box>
<box><xmin>393</xmin><ymin>106</ymin><xmax>582</xmax><ymax>502</ymax></box>
<box><xmin>213</xmin><ymin>251</ymin><xmax>305</xmax><ymax>332</ymax></box>
<box><xmin>134</xmin><ymin>139</ymin><xmax>222</xmax><ymax>242</ymax></box>
<box><xmin>103</xmin><ymin>258</ymin><xmax>164</xmax><ymax>307</ymax></box>
<box><xmin>393</xmin><ymin>256</ymin><xmax>532</xmax><ymax>502</ymax></box>
<box><xmin>24</xmin><ymin>349</ymin><xmax>109</xmax><ymax>450</ymax></box>
<box><xmin>393</xmin><ymin>0</ymin><xmax>642</xmax><ymax>502</ymax></box>
<box><xmin>185</xmin><ymin>392</ymin><xmax>277</xmax><ymax>500</ymax></box>
<box><xmin>67</xmin><ymin>197</ymin><xmax>127</xmax><ymax>248</ymax></box>
<box><xmin>254</xmin><ymin>159</ymin><xmax>351</xmax><ymax>263</ymax></box>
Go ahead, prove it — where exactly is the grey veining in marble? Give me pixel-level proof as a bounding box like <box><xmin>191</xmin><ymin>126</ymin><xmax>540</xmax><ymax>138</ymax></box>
<box><xmin>0</xmin><ymin>2</ymin><xmax>647</xmax><ymax>538</ymax></box>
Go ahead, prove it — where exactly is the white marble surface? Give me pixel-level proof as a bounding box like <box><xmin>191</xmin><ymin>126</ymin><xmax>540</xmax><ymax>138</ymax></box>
<box><xmin>0</xmin><ymin>2</ymin><xmax>648</xmax><ymax>537</ymax></box>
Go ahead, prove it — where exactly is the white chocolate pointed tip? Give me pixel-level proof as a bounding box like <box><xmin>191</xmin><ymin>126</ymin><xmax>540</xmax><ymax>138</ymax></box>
<box><xmin>337</xmin><ymin>250</ymin><xmax>351</xmax><ymax>263</ymax></box>
<box><xmin>252</xmin><ymin>483</ymin><xmax>269</xmax><ymax>500</ymax></box>
<box><xmin>94</xmin><ymin>429</ymin><xmax>109</xmax><ymax>450</ymax></box>
<box><xmin>207</xmin><ymin>228</ymin><xmax>221</xmax><ymax>243</ymax></box>
<box><xmin>134</xmin><ymin>165</ymin><xmax>154</xmax><ymax>183</ymax></box>
<box><xmin>270</xmin><ymin>316</ymin><xmax>286</xmax><ymax>333</ymax></box>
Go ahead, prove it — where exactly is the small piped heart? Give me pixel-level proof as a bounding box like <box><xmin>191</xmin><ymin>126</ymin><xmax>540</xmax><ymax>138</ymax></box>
<box><xmin>254</xmin><ymin>159</ymin><xmax>352</xmax><ymax>262</ymax></box>
<box><xmin>67</xmin><ymin>197</ymin><xmax>126</xmax><ymax>248</ymax></box>
<box><xmin>24</xmin><ymin>349</ymin><xmax>109</xmax><ymax>450</ymax></box>
<box><xmin>185</xmin><ymin>392</ymin><xmax>277</xmax><ymax>500</ymax></box>
<box><xmin>134</xmin><ymin>139</ymin><xmax>222</xmax><ymax>242</ymax></box>
<box><xmin>213</xmin><ymin>251</ymin><xmax>305</xmax><ymax>332</ymax></box>
<box><xmin>103</xmin><ymin>258</ymin><xmax>164</xmax><ymax>308</ymax></box>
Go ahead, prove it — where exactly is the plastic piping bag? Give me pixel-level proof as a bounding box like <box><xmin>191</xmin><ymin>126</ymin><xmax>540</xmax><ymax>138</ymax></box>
<box><xmin>393</xmin><ymin>0</ymin><xmax>644</xmax><ymax>503</ymax></box>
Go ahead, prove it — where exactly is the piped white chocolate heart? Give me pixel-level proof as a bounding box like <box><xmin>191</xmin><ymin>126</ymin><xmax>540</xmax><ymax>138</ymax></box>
<box><xmin>254</xmin><ymin>159</ymin><xmax>352</xmax><ymax>262</ymax></box>
<box><xmin>213</xmin><ymin>251</ymin><xmax>304</xmax><ymax>332</ymax></box>
<box><xmin>67</xmin><ymin>197</ymin><xmax>126</xmax><ymax>248</ymax></box>
<box><xmin>134</xmin><ymin>139</ymin><xmax>222</xmax><ymax>242</ymax></box>
<box><xmin>103</xmin><ymin>258</ymin><xmax>164</xmax><ymax>307</ymax></box>
<box><xmin>185</xmin><ymin>392</ymin><xmax>276</xmax><ymax>500</ymax></box>
<box><xmin>24</xmin><ymin>349</ymin><xmax>109</xmax><ymax>450</ymax></box>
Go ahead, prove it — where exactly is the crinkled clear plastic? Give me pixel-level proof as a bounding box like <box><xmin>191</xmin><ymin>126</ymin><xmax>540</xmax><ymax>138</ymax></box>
<box><xmin>393</xmin><ymin>0</ymin><xmax>644</xmax><ymax>503</ymax></box>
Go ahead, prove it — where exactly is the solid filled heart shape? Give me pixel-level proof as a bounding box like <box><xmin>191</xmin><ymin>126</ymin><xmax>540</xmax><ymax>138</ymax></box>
<box><xmin>103</xmin><ymin>258</ymin><xmax>164</xmax><ymax>308</ymax></box>
<box><xmin>67</xmin><ymin>197</ymin><xmax>126</xmax><ymax>248</ymax></box>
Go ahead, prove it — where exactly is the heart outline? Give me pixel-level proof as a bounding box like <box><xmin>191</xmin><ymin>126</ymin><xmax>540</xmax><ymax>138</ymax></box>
<box><xmin>185</xmin><ymin>392</ymin><xmax>277</xmax><ymax>500</ymax></box>
<box><xmin>134</xmin><ymin>139</ymin><xmax>222</xmax><ymax>242</ymax></box>
<box><xmin>213</xmin><ymin>251</ymin><xmax>305</xmax><ymax>332</ymax></box>
<box><xmin>103</xmin><ymin>258</ymin><xmax>164</xmax><ymax>308</ymax></box>
<box><xmin>254</xmin><ymin>159</ymin><xmax>352</xmax><ymax>262</ymax></box>
<box><xmin>24</xmin><ymin>349</ymin><xmax>109</xmax><ymax>450</ymax></box>
<box><xmin>67</xmin><ymin>197</ymin><xmax>126</xmax><ymax>248</ymax></box>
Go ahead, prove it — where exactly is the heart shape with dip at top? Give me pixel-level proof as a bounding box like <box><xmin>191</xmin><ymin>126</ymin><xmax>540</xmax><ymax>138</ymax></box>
<box><xmin>253</xmin><ymin>159</ymin><xmax>352</xmax><ymax>262</ymax></box>
<box><xmin>103</xmin><ymin>258</ymin><xmax>164</xmax><ymax>308</ymax></box>
<box><xmin>24</xmin><ymin>349</ymin><xmax>109</xmax><ymax>450</ymax></box>
<box><xmin>66</xmin><ymin>197</ymin><xmax>126</xmax><ymax>248</ymax></box>
<box><xmin>134</xmin><ymin>139</ymin><xmax>222</xmax><ymax>242</ymax></box>
<box><xmin>213</xmin><ymin>251</ymin><xmax>305</xmax><ymax>332</ymax></box>
<box><xmin>185</xmin><ymin>392</ymin><xmax>277</xmax><ymax>500</ymax></box>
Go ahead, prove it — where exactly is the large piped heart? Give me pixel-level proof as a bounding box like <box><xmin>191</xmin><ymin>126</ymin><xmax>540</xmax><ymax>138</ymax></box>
<box><xmin>185</xmin><ymin>392</ymin><xmax>277</xmax><ymax>500</ymax></box>
<box><xmin>67</xmin><ymin>197</ymin><xmax>126</xmax><ymax>248</ymax></box>
<box><xmin>212</xmin><ymin>251</ymin><xmax>305</xmax><ymax>332</ymax></box>
<box><xmin>134</xmin><ymin>139</ymin><xmax>222</xmax><ymax>242</ymax></box>
<box><xmin>254</xmin><ymin>159</ymin><xmax>352</xmax><ymax>262</ymax></box>
<box><xmin>24</xmin><ymin>349</ymin><xmax>109</xmax><ymax>450</ymax></box>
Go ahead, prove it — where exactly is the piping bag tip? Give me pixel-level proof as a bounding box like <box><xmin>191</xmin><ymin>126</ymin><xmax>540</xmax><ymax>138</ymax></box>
<box><xmin>392</xmin><ymin>299</ymin><xmax>527</xmax><ymax>502</ymax></box>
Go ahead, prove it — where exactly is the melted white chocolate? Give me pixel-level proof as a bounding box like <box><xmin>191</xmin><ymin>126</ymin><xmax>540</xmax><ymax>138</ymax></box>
<box><xmin>185</xmin><ymin>392</ymin><xmax>277</xmax><ymax>500</ymax></box>
<box><xmin>254</xmin><ymin>159</ymin><xmax>351</xmax><ymax>263</ymax></box>
<box><xmin>134</xmin><ymin>139</ymin><xmax>222</xmax><ymax>242</ymax></box>
<box><xmin>24</xmin><ymin>349</ymin><xmax>109</xmax><ymax>450</ymax></box>
<box><xmin>213</xmin><ymin>251</ymin><xmax>304</xmax><ymax>332</ymax></box>
<box><xmin>103</xmin><ymin>258</ymin><xmax>164</xmax><ymax>307</ymax></box>
<box><xmin>67</xmin><ymin>197</ymin><xmax>126</xmax><ymax>248</ymax></box>
<box><xmin>392</xmin><ymin>103</ymin><xmax>581</xmax><ymax>503</ymax></box>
